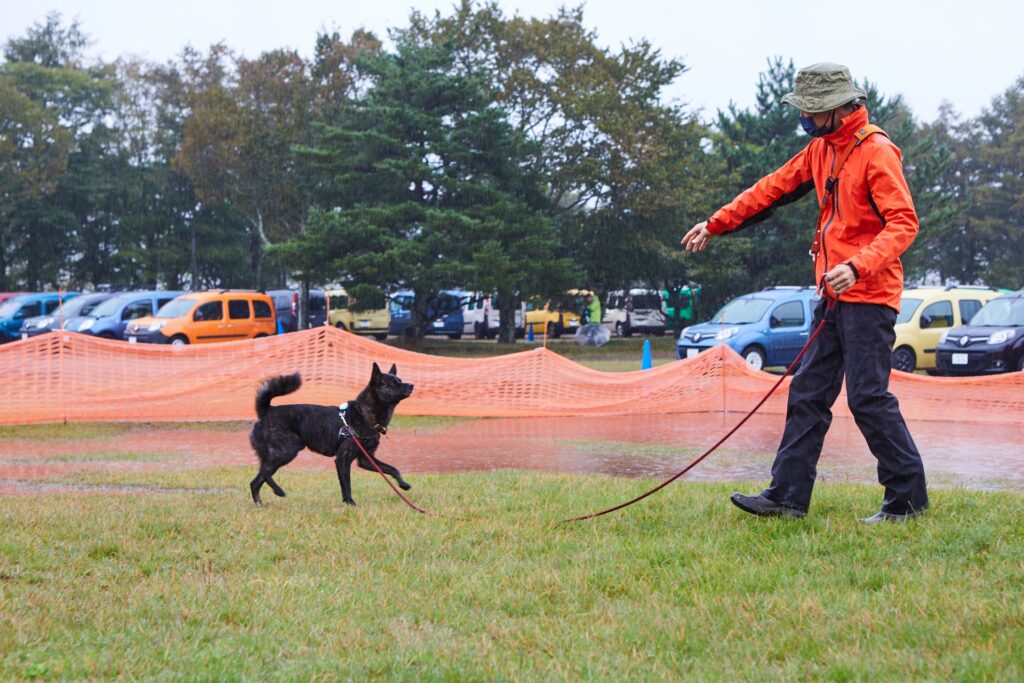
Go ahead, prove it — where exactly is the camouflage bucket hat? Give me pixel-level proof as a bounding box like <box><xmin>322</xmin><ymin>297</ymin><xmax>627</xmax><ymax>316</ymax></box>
<box><xmin>781</xmin><ymin>63</ymin><xmax>867</xmax><ymax>113</ymax></box>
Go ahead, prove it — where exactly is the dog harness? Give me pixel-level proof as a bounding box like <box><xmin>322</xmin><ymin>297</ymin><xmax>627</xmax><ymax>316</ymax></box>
<box><xmin>338</xmin><ymin>403</ymin><xmax>355</xmax><ymax>439</ymax></box>
<box><xmin>338</xmin><ymin>402</ymin><xmax>389</xmax><ymax>440</ymax></box>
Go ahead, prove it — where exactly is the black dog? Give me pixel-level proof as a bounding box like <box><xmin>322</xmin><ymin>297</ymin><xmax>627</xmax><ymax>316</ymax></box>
<box><xmin>249</xmin><ymin>363</ymin><xmax>414</xmax><ymax>505</ymax></box>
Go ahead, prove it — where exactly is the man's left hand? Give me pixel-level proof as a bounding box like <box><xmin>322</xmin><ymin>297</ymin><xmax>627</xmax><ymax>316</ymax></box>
<box><xmin>825</xmin><ymin>264</ymin><xmax>857</xmax><ymax>295</ymax></box>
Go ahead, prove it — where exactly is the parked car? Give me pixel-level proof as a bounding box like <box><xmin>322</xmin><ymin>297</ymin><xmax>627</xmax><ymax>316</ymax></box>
<box><xmin>267</xmin><ymin>289</ymin><xmax>327</xmax><ymax>332</ymax></box>
<box><xmin>0</xmin><ymin>292</ymin><xmax>28</xmax><ymax>306</ymax></box>
<box><xmin>64</xmin><ymin>290</ymin><xmax>184</xmax><ymax>340</ymax></box>
<box><xmin>604</xmin><ymin>289</ymin><xmax>666</xmax><ymax>337</ymax></box>
<box><xmin>520</xmin><ymin>289</ymin><xmax>590</xmax><ymax>339</ymax></box>
<box><xmin>19</xmin><ymin>292</ymin><xmax>116</xmax><ymax>339</ymax></box>
<box><xmin>663</xmin><ymin>285</ymin><xmax>701</xmax><ymax>334</ymax></box>
<box><xmin>892</xmin><ymin>286</ymin><xmax>1004</xmax><ymax>373</ymax></box>
<box><xmin>327</xmin><ymin>287</ymin><xmax>389</xmax><ymax>340</ymax></box>
<box><xmin>934</xmin><ymin>290</ymin><xmax>1024</xmax><ymax>375</ymax></box>
<box><xmin>125</xmin><ymin>290</ymin><xmax>276</xmax><ymax>345</ymax></box>
<box><xmin>458</xmin><ymin>291</ymin><xmax>500</xmax><ymax>339</ymax></box>
<box><xmin>676</xmin><ymin>286</ymin><xmax>819</xmax><ymax>371</ymax></box>
<box><xmin>0</xmin><ymin>292</ymin><xmax>79</xmax><ymax>343</ymax></box>
<box><xmin>388</xmin><ymin>290</ymin><xmax>465</xmax><ymax>339</ymax></box>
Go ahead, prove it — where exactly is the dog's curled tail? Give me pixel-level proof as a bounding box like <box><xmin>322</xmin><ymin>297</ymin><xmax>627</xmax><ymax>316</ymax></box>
<box><xmin>255</xmin><ymin>373</ymin><xmax>303</xmax><ymax>418</ymax></box>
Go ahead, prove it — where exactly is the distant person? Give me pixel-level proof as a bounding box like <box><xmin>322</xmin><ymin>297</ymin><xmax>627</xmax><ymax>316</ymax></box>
<box><xmin>581</xmin><ymin>293</ymin><xmax>601</xmax><ymax>326</ymax></box>
<box><xmin>681</xmin><ymin>63</ymin><xmax>928</xmax><ymax>523</ymax></box>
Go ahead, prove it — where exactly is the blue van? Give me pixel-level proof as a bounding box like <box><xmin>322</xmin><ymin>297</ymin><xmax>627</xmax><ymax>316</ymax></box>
<box><xmin>388</xmin><ymin>290</ymin><xmax>465</xmax><ymax>339</ymax></box>
<box><xmin>676</xmin><ymin>287</ymin><xmax>819</xmax><ymax>371</ymax></box>
<box><xmin>64</xmin><ymin>290</ymin><xmax>184</xmax><ymax>340</ymax></box>
<box><xmin>0</xmin><ymin>292</ymin><xmax>79</xmax><ymax>343</ymax></box>
<box><xmin>19</xmin><ymin>292</ymin><xmax>116</xmax><ymax>339</ymax></box>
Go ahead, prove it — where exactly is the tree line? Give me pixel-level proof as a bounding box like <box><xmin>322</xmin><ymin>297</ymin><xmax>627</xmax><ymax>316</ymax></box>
<box><xmin>2</xmin><ymin>5</ymin><xmax>1021</xmax><ymax>341</ymax></box>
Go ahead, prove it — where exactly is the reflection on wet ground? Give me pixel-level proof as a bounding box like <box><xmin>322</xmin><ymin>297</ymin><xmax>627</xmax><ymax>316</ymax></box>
<box><xmin>1</xmin><ymin>413</ymin><xmax>1022</xmax><ymax>494</ymax></box>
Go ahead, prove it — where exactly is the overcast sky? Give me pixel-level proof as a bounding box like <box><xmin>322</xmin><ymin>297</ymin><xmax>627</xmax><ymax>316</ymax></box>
<box><xmin>4</xmin><ymin>0</ymin><xmax>1021</xmax><ymax>122</ymax></box>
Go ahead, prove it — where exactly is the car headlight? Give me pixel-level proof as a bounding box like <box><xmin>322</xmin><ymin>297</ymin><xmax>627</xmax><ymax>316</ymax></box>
<box><xmin>147</xmin><ymin>321</ymin><xmax>166</xmax><ymax>332</ymax></box>
<box><xmin>678</xmin><ymin>326</ymin><xmax>690</xmax><ymax>341</ymax></box>
<box><xmin>79</xmin><ymin>318</ymin><xmax>94</xmax><ymax>331</ymax></box>
<box><xmin>939</xmin><ymin>330</ymin><xmax>950</xmax><ymax>344</ymax></box>
<box><xmin>33</xmin><ymin>317</ymin><xmax>53</xmax><ymax>329</ymax></box>
<box><xmin>715</xmin><ymin>326</ymin><xmax>740</xmax><ymax>341</ymax></box>
<box><xmin>987</xmin><ymin>329</ymin><xmax>1015</xmax><ymax>345</ymax></box>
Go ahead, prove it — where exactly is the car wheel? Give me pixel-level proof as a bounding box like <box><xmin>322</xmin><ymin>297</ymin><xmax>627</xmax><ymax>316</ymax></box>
<box><xmin>335</xmin><ymin>322</ymin><xmax>347</xmax><ymax>331</ymax></box>
<box><xmin>374</xmin><ymin>333</ymin><xmax>388</xmax><ymax>341</ymax></box>
<box><xmin>1018</xmin><ymin>356</ymin><xmax>1024</xmax><ymax>372</ymax></box>
<box><xmin>448</xmin><ymin>333</ymin><xmax>462</xmax><ymax>340</ymax></box>
<box><xmin>549</xmin><ymin>323</ymin><xmax>562</xmax><ymax>339</ymax></box>
<box><xmin>170</xmin><ymin>335</ymin><xmax>189</xmax><ymax>346</ymax></box>
<box><xmin>892</xmin><ymin>346</ymin><xmax>916</xmax><ymax>373</ymax></box>
<box><xmin>254</xmin><ymin>333</ymin><xmax>268</xmax><ymax>339</ymax></box>
<box><xmin>741</xmin><ymin>345</ymin><xmax>766</xmax><ymax>371</ymax></box>
<box><xmin>99</xmin><ymin>332</ymin><xmax>117</xmax><ymax>340</ymax></box>
<box><xmin>474</xmin><ymin>322</ymin><xmax>486</xmax><ymax>340</ymax></box>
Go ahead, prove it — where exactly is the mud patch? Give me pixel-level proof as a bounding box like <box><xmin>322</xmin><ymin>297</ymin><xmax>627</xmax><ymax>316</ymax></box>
<box><xmin>1</xmin><ymin>413</ymin><xmax>1021</xmax><ymax>495</ymax></box>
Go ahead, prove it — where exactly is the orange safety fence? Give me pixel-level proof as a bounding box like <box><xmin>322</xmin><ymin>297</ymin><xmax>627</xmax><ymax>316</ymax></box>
<box><xmin>0</xmin><ymin>327</ymin><xmax>1022</xmax><ymax>425</ymax></box>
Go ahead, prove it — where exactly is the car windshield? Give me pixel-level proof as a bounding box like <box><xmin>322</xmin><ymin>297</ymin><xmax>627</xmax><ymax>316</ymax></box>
<box><xmin>969</xmin><ymin>297</ymin><xmax>1024</xmax><ymax>327</ymax></box>
<box><xmin>712</xmin><ymin>298</ymin><xmax>772</xmax><ymax>325</ymax></box>
<box><xmin>90</xmin><ymin>297</ymin><xmax>129</xmax><ymax>318</ymax></box>
<box><xmin>0</xmin><ymin>300</ymin><xmax>22</xmax><ymax>317</ymax></box>
<box><xmin>61</xmin><ymin>296</ymin><xmax>97</xmax><ymax>318</ymax></box>
<box><xmin>632</xmin><ymin>294</ymin><xmax>662</xmax><ymax>309</ymax></box>
<box><xmin>77</xmin><ymin>296</ymin><xmax>113</xmax><ymax>317</ymax></box>
<box><xmin>896</xmin><ymin>297</ymin><xmax>923</xmax><ymax>324</ymax></box>
<box><xmin>156</xmin><ymin>298</ymin><xmax>198</xmax><ymax>318</ymax></box>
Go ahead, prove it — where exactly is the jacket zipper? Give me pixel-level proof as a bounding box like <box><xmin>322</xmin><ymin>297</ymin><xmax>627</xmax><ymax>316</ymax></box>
<box><xmin>820</xmin><ymin>141</ymin><xmax>838</xmax><ymax>287</ymax></box>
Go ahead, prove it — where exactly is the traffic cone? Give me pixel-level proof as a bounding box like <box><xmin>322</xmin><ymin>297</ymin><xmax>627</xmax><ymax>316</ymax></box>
<box><xmin>527</xmin><ymin>322</ymin><xmax>535</xmax><ymax>342</ymax></box>
<box><xmin>641</xmin><ymin>338</ymin><xmax>652</xmax><ymax>370</ymax></box>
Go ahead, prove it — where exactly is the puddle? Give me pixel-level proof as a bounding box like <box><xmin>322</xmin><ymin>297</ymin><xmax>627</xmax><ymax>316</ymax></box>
<box><xmin>0</xmin><ymin>413</ymin><xmax>1021</xmax><ymax>494</ymax></box>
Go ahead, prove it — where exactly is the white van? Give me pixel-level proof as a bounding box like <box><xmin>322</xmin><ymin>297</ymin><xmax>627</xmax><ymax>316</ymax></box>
<box><xmin>604</xmin><ymin>289</ymin><xmax>667</xmax><ymax>336</ymax></box>
<box><xmin>458</xmin><ymin>291</ymin><xmax>501</xmax><ymax>339</ymax></box>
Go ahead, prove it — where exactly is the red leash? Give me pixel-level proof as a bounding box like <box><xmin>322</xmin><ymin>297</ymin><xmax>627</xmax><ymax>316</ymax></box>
<box><xmin>354</xmin><ymin>293</ymin><xmax>837</xmax><ymax>524</ymax></box>
<box><xmin>561</xmin><ymin>295</ymin><xmax>835</xmax><ymax>523</ymax></box>
<box><xmin>346</xmin><ymin>429</ymin><xmax>433</xmax><ymax>516</ymax></box>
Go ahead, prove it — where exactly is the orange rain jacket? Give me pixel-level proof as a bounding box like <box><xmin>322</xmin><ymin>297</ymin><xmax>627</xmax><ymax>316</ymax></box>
<box><xmin>706</xmin><ymin>106</ymin><xmax>917</xmax><ymax>312</ymax></box>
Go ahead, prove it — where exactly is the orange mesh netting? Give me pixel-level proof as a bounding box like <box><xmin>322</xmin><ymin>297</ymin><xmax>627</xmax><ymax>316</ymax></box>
<box><xmin>0</xmin><ymin>327</ymin><xmax>1021</xmax><ymax>424</ymax></box>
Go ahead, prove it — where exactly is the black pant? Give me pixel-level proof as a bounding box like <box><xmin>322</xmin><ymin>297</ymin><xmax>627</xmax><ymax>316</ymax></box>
<box><xmin>762</xmin><ymin>300</ymin><xmax>928</xmax><ymax>514</ymax></box>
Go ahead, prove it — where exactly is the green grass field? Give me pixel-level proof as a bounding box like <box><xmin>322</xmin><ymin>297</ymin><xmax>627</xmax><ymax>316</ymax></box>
<box><xmin>2</xmin><ymin>465</ymin><xmax>1022</xmax><ymax>681</ymax></box>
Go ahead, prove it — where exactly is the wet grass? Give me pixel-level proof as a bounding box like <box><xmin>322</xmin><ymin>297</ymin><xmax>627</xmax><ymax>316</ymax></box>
<box><xmin>1</xmin><ymin>468</ymin><xmax>1021</xmax><ymax>680</ymax></box>
<box><xmin>35</xmin><ymin>450</ymin><xmax>183</xmax><ymax>464</ymax></box>
<box><xmin>0</xmin><ymin>415</ymin><xmax>470</xmax><ymax>441</ymax></box>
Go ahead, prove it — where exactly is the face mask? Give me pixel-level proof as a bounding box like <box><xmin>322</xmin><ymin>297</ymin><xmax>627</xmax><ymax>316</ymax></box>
<box><xmin>799</xmin><ymin>115</ymin><xmax>831</xmax><ymax>138</ymax></box>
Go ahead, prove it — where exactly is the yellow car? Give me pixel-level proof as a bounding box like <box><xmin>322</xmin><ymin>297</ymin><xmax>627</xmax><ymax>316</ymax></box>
<box><xmin>893</xmin><ymin>286</ymin><xmax>1003</xmax><ymax>372</ymax></box>
<box><xmin>522</xmin><ymin>289</ymin><xmax>592</xmax><ymax>339</ymax></box>
<box><xmin>327</xmin><ymin>288</ymin><xmax>390</xmax><ymax>340</ymax></box>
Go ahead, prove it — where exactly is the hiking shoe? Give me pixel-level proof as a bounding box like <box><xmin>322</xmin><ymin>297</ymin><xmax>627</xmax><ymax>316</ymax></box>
<box><xmin>730</xmin><ymin>492</ymin><xmax>806</xmax><ymax>519</ymax></box>
<box><xmin>859</xmin><ymin>508</ymin><xmax>927</xmax><ymax>524</ymax></box>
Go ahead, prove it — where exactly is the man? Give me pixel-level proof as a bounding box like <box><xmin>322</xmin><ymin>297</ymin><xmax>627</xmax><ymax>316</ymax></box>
<box><xmin>681</xmin><ymin>63</ymin><xmax>928</xmax><ymax>523</ymax></box>
<box><xmin>581</xmin><ymin>292</ymin><xmax>601</xmax><ymax>326</ymax></box>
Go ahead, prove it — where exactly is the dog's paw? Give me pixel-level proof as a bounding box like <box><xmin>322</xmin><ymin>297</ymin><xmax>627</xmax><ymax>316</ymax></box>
<box><xmin>399</xmin><ymin>481</ymin><xmax>412</xmax><ymax>491</ymax></box>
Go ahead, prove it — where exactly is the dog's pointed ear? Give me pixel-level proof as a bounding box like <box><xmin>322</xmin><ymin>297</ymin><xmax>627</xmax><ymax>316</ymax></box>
<box><xmin>371</xmin><ymin>362</ymin><xmax>381</xmax><ymax>380</ymax></box>
<box><xmin>388</xmin><ymin>363</ymin><xmax>397</xmax><ymax>375</ymax></box>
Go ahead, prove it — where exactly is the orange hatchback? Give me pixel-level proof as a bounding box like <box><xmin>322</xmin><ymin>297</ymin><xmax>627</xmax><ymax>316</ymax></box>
<box><xmin>125</xmin><ymin>291</ymin><xmax>276</xmax><ymax>345</ymax></box>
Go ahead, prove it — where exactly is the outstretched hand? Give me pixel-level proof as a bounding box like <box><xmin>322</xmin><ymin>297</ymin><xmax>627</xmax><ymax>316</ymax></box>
<box><xmin>681</xmin><ymin>221</ymin><xmax>713</xmax><ymax>253</ymax></box>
